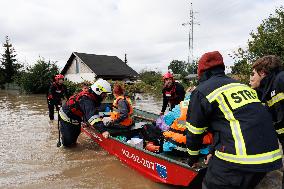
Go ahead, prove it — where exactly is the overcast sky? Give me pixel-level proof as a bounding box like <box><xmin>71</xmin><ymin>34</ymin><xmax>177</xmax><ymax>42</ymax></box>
<box><xmin>0</xmin><ymin>0</ymin><xmax>283</xmax><ymax>73</ymax></box>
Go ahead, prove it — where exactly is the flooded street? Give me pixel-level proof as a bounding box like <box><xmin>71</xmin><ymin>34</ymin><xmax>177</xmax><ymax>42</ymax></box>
<box><xmin>0</xmin><ymin>90</ymin><xmax>174</xmax><ymax>189</ymax></box>
<box><xmin>0</xmin><ymin>90</ymin><xmax>282</xmax><ymax>189</ymax></box>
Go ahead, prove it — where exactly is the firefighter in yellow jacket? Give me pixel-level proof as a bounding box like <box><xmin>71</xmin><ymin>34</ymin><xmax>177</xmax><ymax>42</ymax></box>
<box><xmin>185</xmin><ymin>51</ymin><xmax>282</xmax><ymax>189</ymax></box>
<box><xmin>107</xmin><ymin>83</ymin><xmax>133</xmax><ymax>129</ymax></box>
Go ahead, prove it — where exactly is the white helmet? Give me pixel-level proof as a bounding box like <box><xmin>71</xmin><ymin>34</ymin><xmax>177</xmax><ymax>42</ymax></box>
<box><xmin>91</xmin><ymin>79</ymin><xmax>112</xmax><ymax>95</ymax></box>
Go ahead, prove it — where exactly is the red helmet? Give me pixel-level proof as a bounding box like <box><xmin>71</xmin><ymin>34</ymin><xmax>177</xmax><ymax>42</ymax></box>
<box><xmin>55</xmin><ymin>74</ymin><xmax>64</xmax><ymax>81</ymax></box>
<box><xmin>163</xmin><ymin>72</ymin><xmax>174</xmax><ymax>80</ymax></box>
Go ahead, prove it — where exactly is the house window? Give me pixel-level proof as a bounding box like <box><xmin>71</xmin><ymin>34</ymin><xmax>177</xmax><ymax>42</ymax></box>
<box><xmin>75</xmin><ymin>59</ymin><xmax>80</xmax><ymax>73</ymax></box>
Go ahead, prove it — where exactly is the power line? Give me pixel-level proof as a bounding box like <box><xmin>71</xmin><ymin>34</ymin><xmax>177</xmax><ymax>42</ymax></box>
<box><xmin>182</xmin><ymin>2</ymin><xmax>199</xmax><ymax>64</ymax></box>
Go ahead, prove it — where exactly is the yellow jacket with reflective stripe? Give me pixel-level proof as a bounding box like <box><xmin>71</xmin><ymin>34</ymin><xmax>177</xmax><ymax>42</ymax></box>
<box><xmin>186</xmin><ymin>69</ymin><xmax>282</xmax><ymax>172</ymax></box>
<box><xmin>257</xmin><ymin>70</ymin><xmax>284</xmax><ymax>138</ymax></box>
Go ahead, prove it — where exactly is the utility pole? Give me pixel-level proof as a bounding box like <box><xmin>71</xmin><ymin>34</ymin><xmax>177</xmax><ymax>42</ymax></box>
<box><xmin>182</xmin><ymin>2</ymin><xmax>199</xmax><ymax>64</ymax></box>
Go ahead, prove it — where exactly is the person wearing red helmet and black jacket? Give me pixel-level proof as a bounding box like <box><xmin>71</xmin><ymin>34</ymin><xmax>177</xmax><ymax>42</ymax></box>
<box><xmin>59</xmin><ymin>79</ymin><xmax>112</xmax><ymax>147</ymax></box>
<box><xmin>249</xmin><ymin>55</ymin><xmax>284</xmax><ymax>188</ymax></box>
<box><xmin>160</xmin><ymin>72</ymin><xmax>185</xmax><ymax>115</ymax></box>
<box><xmin>47</xmin><ymin>74</ymin><xmax>68</xmax><ymax>120</ymax></box>
<box><xmin>185</xmin><ymin>51</ymin><xmax>282</xmax><ymax>189</ymax></box>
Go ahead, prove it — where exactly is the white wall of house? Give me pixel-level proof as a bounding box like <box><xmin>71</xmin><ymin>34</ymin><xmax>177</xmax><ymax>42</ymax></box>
<box><xmin>64</xmin><ymin>56</ymin><xmax>97</xmax><ymax>83</ymax></box>
<box><xmin>65</xmin><ymin>73</ymin><xmax>96</xmax><ymax>83</ymax></box>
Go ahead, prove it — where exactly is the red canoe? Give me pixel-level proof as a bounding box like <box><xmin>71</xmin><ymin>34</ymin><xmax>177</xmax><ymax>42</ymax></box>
<box><xmin>81</xmin><ymin>108</ymin><xmax>206</xmax><ymax>188</ymax></box>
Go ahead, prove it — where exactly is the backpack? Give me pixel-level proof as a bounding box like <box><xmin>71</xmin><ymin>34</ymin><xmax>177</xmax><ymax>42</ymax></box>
<box><xmin>140</xmin><ymin>122</ymin><xmax>163</xmax><ymax>145</ymax></box>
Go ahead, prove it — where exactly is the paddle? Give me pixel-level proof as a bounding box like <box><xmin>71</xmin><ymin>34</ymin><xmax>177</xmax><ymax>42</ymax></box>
<box><xmin>56</xmin><ymin>107</ymin><xmax>61</xmax><ymax>147</ymax></box>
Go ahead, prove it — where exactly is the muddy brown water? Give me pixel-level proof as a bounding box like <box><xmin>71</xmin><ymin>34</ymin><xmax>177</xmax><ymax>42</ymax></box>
<box><xmin>0</xmin><ymin>90</ymin><xmax>281</xmax><ymax>189</ymax></box>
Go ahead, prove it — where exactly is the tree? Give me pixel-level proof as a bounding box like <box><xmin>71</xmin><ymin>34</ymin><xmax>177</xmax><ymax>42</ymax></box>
<box><xmin>0</xmin><ymin>36</ymin><xmax>21</xmax><ymax>83</ymax></box>
<box><xmin>0</xmin><ymin>69</ymin><xmax>5</xmax><ymax>87</ymax></box>
<box><xmin>187</xmin><ymin>60</ymin><xmax>198</xmax><ymax>74</ymax></box>
<box><xmin>231</xmin><ymin>6</ymin><xmax>284</xmax><ymax>83</ymax></box>
<box><xmin>15</xmin><ymin>58</ymin><xmax>59</xmax><ymax>93</ymax></box>
<box><xmin>248</xmin><ymin>6</ymin><xmax>284</xmax><ymax>61</ymax></box>
<box><xmin>229</xmin><ymin>48</ymin><xmax>254</xmax><ymax>83</ymax></box>
<box><xmin>139</xmin><ymin>69</ymin><xmax>162</xmax><ymax>86</ymax></box>
<box><xmin>168</xmin><ymin>60</ymin><xmax>188</xmax><ymax>75</ymax></box>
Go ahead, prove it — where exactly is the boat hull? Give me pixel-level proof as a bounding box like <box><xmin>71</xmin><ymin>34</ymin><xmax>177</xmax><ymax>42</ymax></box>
<box><xmin>81</xmin><ymin>126</ymin><xmax>204</xmax><ymax>187</ymax></box>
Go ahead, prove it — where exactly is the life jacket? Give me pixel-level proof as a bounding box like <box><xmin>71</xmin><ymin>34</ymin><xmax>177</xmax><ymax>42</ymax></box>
<box><xmin>66</xmin><ymin>90</ymin><xmax>97</xmax><ymax>118</ymax></box>
<box><xmin>145</xmin><ymin>142</ymin><xmax>160</xmax><ymax>153</ymax></box>
<box><xmin>163</xmin><ymin>100</ymin><xmax>190</xmax><ymax>145</ymax></box>
<box><xmin>164</xmin><ymin>84</ymin><xmax>177</xmax><ymax>104</ymax></box>
<box><xmin>110</xmin><ymin>96</ymin><xmax>133</xmax><ymax>126</ymax></box>
<box><xmin>48</xmin><ymin>82</ymin><xmax>65</xmax><ymax>100</ymax></box>
<box><xmin>53</xmin><ymin>82</ymin><xmax>64</xmax><ymax>94</ymax></box>
<box><xmin>163</xmin><ymin>99</ymin><xmax>213</xmax><ymax>146</ymax></box>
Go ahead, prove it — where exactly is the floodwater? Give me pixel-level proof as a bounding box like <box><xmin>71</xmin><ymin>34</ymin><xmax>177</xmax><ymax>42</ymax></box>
<box><xmin>0</xmin><ymin>90</ymin><xmax>282</xmax><ymax>189</ymax></box>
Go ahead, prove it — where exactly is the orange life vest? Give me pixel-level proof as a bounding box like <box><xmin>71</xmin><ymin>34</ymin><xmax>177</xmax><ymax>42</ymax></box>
<box><xmin>66</xmin><ymin>90</ymin><xmax>97</xmax><ymax>118</ymax></box>
<box><xmin>163</xmin><ymin>100</ymin><xmax>213</xmax><ymax>145</ymax></box>
<box><xmin>110</xmin><ymin>96</ymin><xmax>133</xmax><ymax>126</ymax></box>
<box><xmin>163</xmin><ymin>100</ymin><xmax>190</xmax><ymax>144</ymax></box>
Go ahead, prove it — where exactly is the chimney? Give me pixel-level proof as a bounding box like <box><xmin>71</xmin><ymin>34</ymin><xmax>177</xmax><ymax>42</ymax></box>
<box><xmin>124</xmin><ymin>53</ymin><xmax>128</xmax><ymax>64</ymax></box>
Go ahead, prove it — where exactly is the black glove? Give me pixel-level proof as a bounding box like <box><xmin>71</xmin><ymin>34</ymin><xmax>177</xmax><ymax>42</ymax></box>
<box><xmin>187</xmin><ymin>155</ymin><xmax>199</xmax><ymax>167</ymax></box>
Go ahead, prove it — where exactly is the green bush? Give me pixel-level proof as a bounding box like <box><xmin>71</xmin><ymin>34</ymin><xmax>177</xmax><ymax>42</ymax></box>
<box><xmin>138</xmin><ymin>69</ymin><xmax>163</xmax><ymax>94</ymax></box>
<box><xmin>64</xmin><ymin>80</ymin><xmax>82</xmax><ymax>96</ymax></box>
<box><xmin>15</xmin><ymin>58</ymin><xmax>59</xmax><ymax>94</ymax></box>
<box><xmin>139</xmin><ymin>70</ymin><xmax>162</xmax><ymax>85</ymax></box>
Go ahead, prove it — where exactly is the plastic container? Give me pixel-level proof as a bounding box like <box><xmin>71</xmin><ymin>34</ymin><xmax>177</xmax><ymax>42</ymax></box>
<box><xmin>127</xmin><ymin>138</ymin><xmax>143</xmax><ymax>149</ymax></box>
